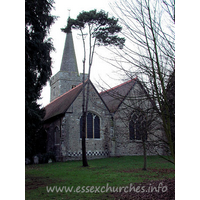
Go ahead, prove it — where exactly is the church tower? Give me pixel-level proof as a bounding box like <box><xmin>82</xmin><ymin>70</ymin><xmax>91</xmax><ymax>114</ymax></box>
<box><xmin>50</xmin><ymin>30</ymin><xmax>83</xmax><ymax>102</ymax></box>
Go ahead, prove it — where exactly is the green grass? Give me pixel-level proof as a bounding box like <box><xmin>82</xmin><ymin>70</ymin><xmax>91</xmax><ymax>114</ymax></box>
<box><xmin>25</xmin><ymin>156</ymin><xmax>175</xmax><ymax>200</ymax></box>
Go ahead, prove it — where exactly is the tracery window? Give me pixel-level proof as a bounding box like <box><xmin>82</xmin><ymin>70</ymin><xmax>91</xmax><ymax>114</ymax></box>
<box><xmin>129</xmin><ymin>112</ymin><xmax>147</xmax><ymax>141</ymax></box>
<box><xmin>80</xmin><ymin>112</ymin><xmax>100</xmax><ymax>139</ymax></box>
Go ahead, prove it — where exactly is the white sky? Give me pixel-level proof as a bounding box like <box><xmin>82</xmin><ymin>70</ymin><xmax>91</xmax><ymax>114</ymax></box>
<box><xmin>39</xmin><ymin>0</ymin><xmax>123</xmax><ymax>107</ymax></box>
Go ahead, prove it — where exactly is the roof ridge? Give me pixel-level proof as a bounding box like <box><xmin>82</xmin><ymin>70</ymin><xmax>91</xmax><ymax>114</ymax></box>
<box><xmin>100</xmin><ymin>78</ymin><xmax>137</xmax><ymax>95</ymax></box>
<box><xmin>45</xmin><ymin>81</ymin><xmax>84</xmax><ymax>108</ymax></box>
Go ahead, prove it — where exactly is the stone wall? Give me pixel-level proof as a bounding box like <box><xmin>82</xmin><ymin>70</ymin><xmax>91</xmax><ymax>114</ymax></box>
<box><xmin>50</xmin><ymin>71</ymin><xmax>82</xmax><ymax>102</ymax></box>
<box><xmin>45</xmin><ymin>81</ymin><xmax>165</xmax><ymax>162</ymax></box>
<box><xmin>46</xmin><ymin>83</ymin><xmax>111</xmax><ymax>161</ymax></box>
<box><xmin>112</xmin><ymin>82</ymin><xmax>164</xmax><ymax>156</ymax></box>
<box><xmin>44</xmin><ymin>117</ymin><xmax>62</xmax><ymax>161</ymax></box>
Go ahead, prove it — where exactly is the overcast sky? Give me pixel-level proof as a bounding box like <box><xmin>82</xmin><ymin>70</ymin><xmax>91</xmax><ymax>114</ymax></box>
<box><xmin>39</xmin><ymin>0</ymin><xmax>124</xmax><ymax>107</ymax></box>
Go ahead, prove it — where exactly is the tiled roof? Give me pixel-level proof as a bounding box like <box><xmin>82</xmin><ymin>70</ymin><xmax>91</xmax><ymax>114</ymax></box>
<box><xmin>44</xmin><ymin>78</ymin><xmax>137</xmax><ymax>121</ymax></box>
<box><xmin>44</xmin><ymin>81</ymin><xmax>84</xmax><ymax>121</ymax></box>
<box><xmin>100</xmin><ymin>78</ymin><xmax>137</xmax><ymax>113</ymax></box>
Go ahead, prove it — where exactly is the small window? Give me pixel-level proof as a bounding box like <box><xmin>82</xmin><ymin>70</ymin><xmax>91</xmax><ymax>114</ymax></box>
<box><xmin>55</xmin><ymin>126</ymin><xmax>60</xmax><ymax>145</ymax></box>
<box><xmin>53</xmin><ymin>86</ymin><xmax>56</xmax><ymax>96</ymax></box>
<box><xmin>72</xmin><ymin>85</ymin><xmax>76</xmax><ymax>89</ymax></box>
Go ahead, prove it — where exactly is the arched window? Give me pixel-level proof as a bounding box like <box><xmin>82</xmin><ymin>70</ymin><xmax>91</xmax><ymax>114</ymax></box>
<box><xmin>94</xmin><ymin>115</ymin><xmax>100</xmax><ymax>138</ymax></box>
<box><xmin>80</xmin><ymin>115</ymin><xmax>83</xmax><ymax>138</ymax></box>
<box><xmin>54</xmin><ymin>126</ymin><xmax>60</xmax><ymax>145</ymax></box>
<box><xmin>129</xmin><ymin>116</ymin><xmax>135</xmax><ymax>140</ymax></box>
<box><xmin>80</xmin><ymin>112</ymin><xmax>100</xmax><ymax>139</ymax></box>
<box><xmin>129</xmin><ymin>112</ymin><xmax>147</xmax><ymax>141</ymax></box>
<box><xmin>87</xmin><ymin>113</ymin><xmax>93</xmax><ymax>138</ymax></box>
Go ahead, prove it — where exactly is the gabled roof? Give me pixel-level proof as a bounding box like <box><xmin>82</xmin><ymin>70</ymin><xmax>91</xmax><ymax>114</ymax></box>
<box><xmin>44</xmin><ymin>78</ymin><xmax>138</xmax><ymax>121</ymax></box>
<box><xmin>100</xmin><ymin>78</ymin><xmax>137</xmax><ymax>113</ymax></box>
<box><xmin>44</xmin><ymin>81</ymin><xmax>84</xmax><ymax>121</ymax></box>
<box><xmin>44</xmin><ymin>79</ymin><xmax>110</xmax><ymax>121</ymax></box>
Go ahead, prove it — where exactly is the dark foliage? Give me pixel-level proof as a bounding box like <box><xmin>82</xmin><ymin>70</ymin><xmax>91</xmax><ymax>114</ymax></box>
<box><xmin>61</xmin><ymin>9</ymin><xmax>125</xmax><ymax>47</ymax></box>
<box><xmin>25</xmin><ymin>0</ymin><xmax>56</xmax><ymax>158</ymax></box>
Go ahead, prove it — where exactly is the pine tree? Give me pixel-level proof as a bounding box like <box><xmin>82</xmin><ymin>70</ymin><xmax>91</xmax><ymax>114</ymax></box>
<box><xmin>62</xmin><ymin>10</ymin><xmax>125</xmax><ymax>166</ymax></box>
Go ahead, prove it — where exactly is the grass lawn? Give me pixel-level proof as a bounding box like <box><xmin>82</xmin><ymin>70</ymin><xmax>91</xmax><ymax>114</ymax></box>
<box><xmin>25</xmin><ymin>156</ymin><xmax>175</xmax><ymax>200</ymax></box>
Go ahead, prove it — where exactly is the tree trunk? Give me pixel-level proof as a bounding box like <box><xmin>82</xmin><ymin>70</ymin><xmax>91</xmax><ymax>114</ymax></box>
<box><xmin>142</xmin><ymin>140</ymin><xmax>147</xmax><ymax>170</ymax></box>
<box><xmin>82</xmin><ymin>111</ymin><xmax>88</xmax><ymax>166</ymax></box>
<box><xmin>81</xmin><ymin>77</ymin><xmax>88</xmax><ymax>167</ymax></box>
<box><xmin>81</xmin><ymin>32</ymin><xmax>88</xmax><ymax>167</ymax></box>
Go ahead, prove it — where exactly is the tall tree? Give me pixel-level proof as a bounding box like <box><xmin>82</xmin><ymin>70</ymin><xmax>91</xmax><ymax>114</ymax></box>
<box><xmin>100</xmin><ymin>0</ymin><xmax>175</xmax><ymax>163</ymax></box>
<box><xmin>25</xmin><ymin>0</ymin><xmax>56</xmax><ymax>158</ymax></box>
<box><xmin>166</xmin><ymin>70</ymin><xmax>175</xmax><ymax>155</ymax></box>
<box><xmin>62</xmin><ymin>10</ymin><xmax>125</xmax><ymax>166</ymax></box>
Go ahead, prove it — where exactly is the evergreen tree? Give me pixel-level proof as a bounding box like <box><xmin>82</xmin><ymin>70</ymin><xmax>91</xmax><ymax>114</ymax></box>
<box><xmin>25</xmin><ymin>0</ymin><xmax>56</xmax><ymax>158</ymax></box>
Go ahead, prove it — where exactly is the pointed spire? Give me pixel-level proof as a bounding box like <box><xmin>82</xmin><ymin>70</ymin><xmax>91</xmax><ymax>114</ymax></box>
<box><xmin>60</xmin><ymin>30</ymin><xmax>78</xmax><ymax>73</ymax></box>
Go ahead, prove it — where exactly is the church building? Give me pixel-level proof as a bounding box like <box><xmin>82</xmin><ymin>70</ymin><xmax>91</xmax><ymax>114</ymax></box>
<box><xmin>43</xmin><ymin>30</ymin><xmax>164</xmax><ymax>161</ymax></box>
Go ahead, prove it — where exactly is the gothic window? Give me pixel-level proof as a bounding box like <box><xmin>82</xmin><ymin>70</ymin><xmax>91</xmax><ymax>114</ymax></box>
<box><xmin>94</xmin><ymin>116</ymin><xmax>100</xmax><ymax>138</ymax></box>
<box><xmin>80</xmin><ymin>115</ymin><xmax>83</xmax><ymax>138</ymax></box>
<box><xmin>53</xmin><ymin>86</ymin><xmax>56</xmax><ymax>96</ymax></box>
<box><xmin>129</xmin><ymin>112</ymin><xmax>147</xmax><ymax>141</ymax></box>
<box><xmin>136</xmin><ymin>121</ymin><xmax>141</xmax><ymax>140</ymax></box>
<box><xmin>129</xmin><ymin>120</ymin><xmax>135</xmax><ymax>140</ymax></box>
<box><xmin>55</xmin><ymin>126</ymin><xmax>60</xmax><ymax>145</ymax></box>
<box><xmin>80</xmin><ymin>112</ymin><xmax>100</xmax><ymax>139</ymax></box>
<box><xmin>87</xmin><ymin>113</ymin><xmax>93</xmax><ymax>138</ymax></box>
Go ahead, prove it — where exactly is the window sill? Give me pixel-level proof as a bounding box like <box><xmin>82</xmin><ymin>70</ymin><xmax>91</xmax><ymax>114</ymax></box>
<box><xmin>129</xmin><ymin>140</ymin><xmax>148</xmax><ymax>143</ymax></box>
<box><xmin>79</xmin><ymin>138</ymin><xmax>102</xmax><ymax>140</ymax></box>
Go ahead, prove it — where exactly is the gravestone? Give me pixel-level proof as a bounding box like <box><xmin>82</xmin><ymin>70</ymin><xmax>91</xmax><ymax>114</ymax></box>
<box><xmin>34</xmin><ymin>156</ymin><xmax>39</xmax><ymax>164</ymax></box>
<box><xmin>25</xmin><ymin>158</ymin><xmax>31</xmax><ymax>165</ymax></box>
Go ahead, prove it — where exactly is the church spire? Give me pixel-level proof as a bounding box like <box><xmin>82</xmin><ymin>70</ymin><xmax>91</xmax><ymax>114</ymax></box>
<box><xmin>50</xmin><ymin>19</ymin><xmax>83</xmax><ymax>102</ymax></box>
<box><xmin>60</xmin><ymin>30</ymin><xmax>78</xmax><ymax>73</ymax></box>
